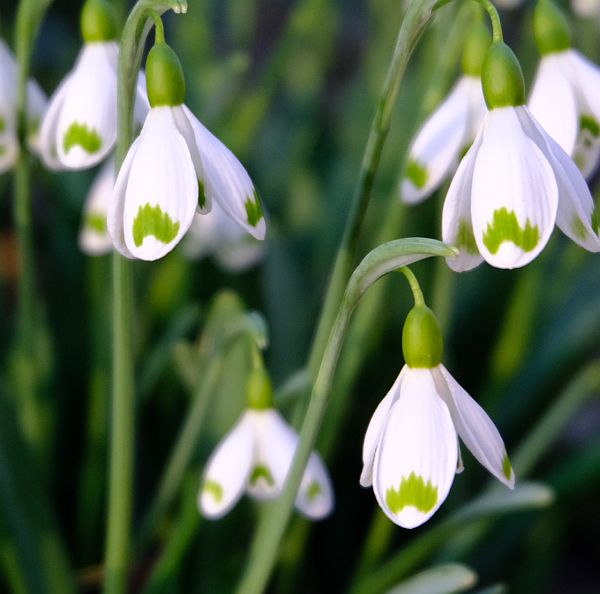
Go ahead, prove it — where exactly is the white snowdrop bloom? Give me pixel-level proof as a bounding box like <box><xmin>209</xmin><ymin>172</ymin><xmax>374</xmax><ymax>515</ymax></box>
<box><xmin>109</xmin><ymin>36</ymin><xmax>265</xmax><ymax>261</ymax></box>
<box><xmin>571</xmin><ymin>0</ymin><xmax>600</xmax><ymax>19</ymax></box>
<box><xmin>199</xmin><ymin>390</ymin><xmax>333</xmax><ymax>520</ymax></box>
<box><xmin>38</xmin><ymin>0</ymin><xmax>148</xmax><ymax>170</ymax></box>
<box><xmin>0</xmin><ymin>38</ymin><xmax>48</xmax><ymax>174</ymax></box>
<box><xmin>401</xmin><ymin>23</ymin><xmax>489</xmax><ymax>204</ymax></box>
<box><xmin>183</xmin><ymin>202</ymin><xmax>265</xmax><ymax>272</ymax></box>
<box><xmin>361</xmin><ymin>304</ymin><xmax>513</xmax><ymax>529</ymax></box>
<box><xmin>529</xmin><ymin>0</ymin><xmax>600</xmax><ymax>178</ymax></box>
<box><xmin>442</xmin><ymin>41</ymin><xmax>599</xmax><ymax>271</ymax></box>
<box><xmin>79</xmin><ymin>158</ymin><xmax>115</xmax><ymax>256</ymax></box>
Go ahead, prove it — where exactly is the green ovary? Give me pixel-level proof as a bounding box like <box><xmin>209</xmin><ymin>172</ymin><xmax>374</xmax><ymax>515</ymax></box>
<box><xmin>203</xmin><ymin>479</ymin><xmax>224</xmax><ymax>503</ymax></box>
<box><xmin>306</xmin><ymin>481</ymin><xmax>322</xmax><ymax>501</ymax></box>
<box><xmin>482</xmin><ymin>207</ymin><xmax>540</xmax><ymax>254</ymax></box>
<box><xmin>63</xmin><ymin>122</ymin><xmax>102</xmax><ymax>154</ymax></box>
<box><xmin>456</xmin><ymin>219</ymin><xmax>478</xmax><ymax>254</ymax></box>
<box><xmin>385</xmin><ymin>472</ymin><xmax>438</xmax><ymax>514</ymax></box>
<box><xmin>250</xmin><ymin>465</ymin><xmax>274</xmax><ymax>487</ymax></box>
<box><xmin>132</xmin><ymin>204</ymin><xmax>180</xmax><ymax>247</ymax></box>
<box><xmin>406</xmin><ymin>159</ymin><xmax>428</xmax><ymax>189</ymax></box>
<box><xmin>502</xmin><ymin>455</ymin><xmax>513</xmax><ymax>481</ymax></box>
<box><xmin>85</xmin><ymin>212</ymin><xmax>107</xmax><ymax>234</ymax></box>
<box><xmin>245</xmin><ymin>191</ymin><xmax>263</xmax><ymax>228</ymax></box>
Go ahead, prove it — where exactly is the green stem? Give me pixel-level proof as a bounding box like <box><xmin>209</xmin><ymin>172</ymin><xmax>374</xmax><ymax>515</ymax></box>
<box><xmin>398</xmin><ymin>267</ymin><xmax>425</xmax><ymax>306</ymax></box>
<box><xmin>433</xmin><ymin>0</ymin><xmax>502</xmax><ymax>42</ymax></box>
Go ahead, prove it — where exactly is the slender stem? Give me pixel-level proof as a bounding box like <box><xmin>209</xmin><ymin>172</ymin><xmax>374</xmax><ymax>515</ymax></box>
<box><xmin>398</xmin><ymin>267</ymin><xmax>425</xmax><ymax>306</ymax></box>
<box><xmin>433</xmin><ymin>0</ymin><xmax>502</xmax><ymax>41</ymax></box>
<box><xmin>151</xmin><ymin>11</ymin><xmax>165</xmax><ymax>43</ymax></box>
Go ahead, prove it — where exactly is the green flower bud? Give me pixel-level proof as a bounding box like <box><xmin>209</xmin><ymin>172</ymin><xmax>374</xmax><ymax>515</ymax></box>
<box><xmin>534</xmin><ymin>0</ymin><xmax>571</xmax><ymax>56</ymax></box>
<box><xmin>146</xmin><ymin>42</ymin><xmax>186</xmax><ymax>107</ymax></box>
<box><xmin>81</xmin><ymin>0</ymin><xmax>117</xmax><ymax>43</ymax></box>
<box><xmin>481</xmin><ymin>42</ymin><xmax>525</xmax><ymax>109</ymax></box>
<box><xmin>462</xmin><ymin>21</ymin><xmax>492</xmax><ymax>77</ymax></box>
<box><xmin>246</xmin><ymin>368</ymin><xmax>273</xmax><ymax>410</ymax></box>
<box><xmin>402</xmin><ymin>305</ymin><xmax>444</xmax><ymax>369</ymax></box>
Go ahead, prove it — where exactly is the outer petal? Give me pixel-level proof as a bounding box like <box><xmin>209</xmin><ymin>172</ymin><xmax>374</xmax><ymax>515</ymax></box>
<box><xmin>56</xmin><ymin>42</ymin><xmax>119</xmax><ymax>169</ymax></box>
<box><xmin>441</xmin><ymin>131</ymin><xmax>484</xmax><ymax>272</ymax></box>
<box><xmin>528</xmin><ymin>55</ymin><xmax>578</xmax><ymax>157</ymax></box>
<box><xmin>182</xmin><ymin>106</ymin><xmax>266</xmax><ymax>239</ymax></box>
<box><xmin>39</xmin><ymin>74</ymin><xmax>73</xmax><ymax>170</ymax></box>
<box><xmin>401</xmin><ymin>77</ymin><xmax>474</xmax><ymax>205</ymax></box>
<box><xmin>471</xmin><ymin>107</ymin><xmax>558</xmax><ymax>269</ymax></box>
<box><xmin>247</xmin><ymin>409</ymin><xmax>297</xmax><ymax>500</ymax></box>
<box><xmin>571</xmin><ymin>0</ymin><xmax>600</xmax><ymax>17</ymax></box>
<box><xmin>360</xmin><ymin>367</ymin><xmax>406</xmax><ymax>488</ymax></box>
<box><xmin>198</xmin><ymin>411</ymin><xmax>255</xmax><ymax>519</ymax></box>
<box><xmin>516</xmin><ymin>107</ymin><xmax>600</xmax><ymax>251</ymax></box>
<box><xmin>80</xmin><ymin>158</ymin><xmax>115</xmax><ymax>256</ymax></box>
<box><xmin>372</xmin><ymin>368</ymin><xmax>458</xmax><ymax>529</ymax></box>
<box><xmin>433</xmin><ymin>365</ymin><xmax>515</xmax><ymax>488</ymax></box>
<box><xmin>121</xmin><ymin>107</ymin><xmax>198</xmax><ymax>260</ymax></box>
<box><xmin>296</xmin><ymin>452</ymin><xmax>335</xmax><ymax>520</ymax></box>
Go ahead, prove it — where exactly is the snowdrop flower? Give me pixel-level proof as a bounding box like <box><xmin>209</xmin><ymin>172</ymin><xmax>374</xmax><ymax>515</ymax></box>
<box><xmin>401</xmin><ymin>23</ymin><xmax>489</xmax><ymax>204</ymax></box>
<box><xmin>183</xmin><ymin>202</ymin><xmax>265</xmax><ymax>272</ymax></box>
<box><xmin>442</xmin><ymin>41</ymin><xmax>600</xmax><ymax>271</ymax></box>
<box><xmin>199</xmin><ymin>369</ymin><xmax>333</xmax><ymax>520</ymax></box>
<box><xmin>39</xmin><ymin>0</ymin><xmax>148</xmax><ymax>170</ymax></box>
<box><xmin>570</xmin><ymin>0</ymin><xmax>600</xmax><ymax>19</ymax></box>
<box><xmin>0</xmin><ymin>38</ymin><xmax>47</xmax><ymax>173</ymax></box>
<box><xmin>529</xmin><ymin>0</ymin><xmax>600</xmax><ymax>178</ymax></box>
<box><xmin>361</xmin><ymin>300</ymin><xmax>514</xmax><ymax>529</ymax></box>
<box><xmin>79</xmin><ymin>158</ymin><xmax>114</xmax><ymax>256</ymax></box>
<box><xmin>108</xmin><ymin>24</ymin><xmax>265</xmax><ymax>261</ymax></box>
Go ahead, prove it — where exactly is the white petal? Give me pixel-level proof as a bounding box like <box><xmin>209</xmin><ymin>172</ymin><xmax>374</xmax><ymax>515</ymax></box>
<box><xmin>80</xmin><ymin>158</ymin><xmax>115</xmax><ymax>256</ymax></box>
<box><xmin>372</xmin><ymin>368</ymin><xmax>458</xmax><ymax>529</ymax></box>
<box><xmin>441</xmin><ymin>131</ymin><xmax>484</xmax><ymax>272</ymax></box>
<box><xmin>360</xmin><ymin>367</ymin><xmax>405</xmax><ymax>488</ymax></box>
<box><xmin>121</xmin><ymin>107</ymin><xmax>198</xmax><ymax>260</ymax></box>
<box><xmin>39</xmin><ymin>74</ymin><xmax>73</xmax><ymax>170</ymax></box>
<box><xmin>571</xmin><ymin>0</ymin><xmax>600</xmax><ymax>17</ymax></box>
<box><xmin>516</xmin><ymin>107</ymin><xmax>600</xmax><ymax>252</ymax></box>
<box><xmin>566</xmin><ymin>50</ymin><xmax>600</xmax><ymax>128</ymax></box>
<box><xmin>296</xmin><ymin>452</ymin><xmax>334</xmax><ymax>520</ymax></box>
<box><xmin>528</xmin><ymin>55</ymin><xmax>578</xmax><ymax>157</ymax></box>
<box><xmin>401</xmin><ymin>77</ymin><xmax>474</xmax><ymax>204</ymax></box>
<box><xmin>183</xmin><ymin>106</ymin><xmax>266</xmax><ymax>239</ymax></box>
<box><xmin>0</xmin><ymin>133</ymin><xmax>19</xmax><ymax>174</ymax></box>
<box><xmin>198</xmin><ymin>411</ymin><xmax>255</xmax><ymax>519</ymax></box>
<box><xmin>573</xmin><ymin>128</ymin><xmax>600</xmax><ymax>179</ymax></box>
<box><xmin>56</xmin><ymin>43</ymin><xmax>119</xmax><ymax>169</ymax></box>
<box><xmin>433</xmin><ymin>365</ymin><xmax>514</xmax><ymax>488</ymax></box>
<box><xmin>247</xmin><ymin>409</ymin><xmax>297</xmax><ymax>500</ymax></box>
<box><xmin>471</xmin><ymin>107</ymin><xmax>558</xmax><ymax>269</ymax></box>
<box><xmin>133</xmin><ymin>71</ymin><xmax>150</xmax><ymax>125</ymax></box>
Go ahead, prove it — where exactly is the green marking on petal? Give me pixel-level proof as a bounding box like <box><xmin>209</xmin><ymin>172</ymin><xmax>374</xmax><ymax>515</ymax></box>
<box><xmin>572</xmin><ymin>216</ymin><xmax>588</xmax><ymax>241</ymax></box>
<box><xmin>482</xmin><ymin>207</ymin><xmax>540</xmax><ymax>254</ymax></box>
<box><xmin>385</xmin><ymin>472</ymin><xmax>438</xmax><ymax>514</ymax></box>
<box><xmin>27</xmin><ymin>118</ymin><xmax>40</xmax><ymax>137</ymax></box>
<box><xmin>63</xmin><ymin>122</ymin><xmax>102</xmax><ymax>155</ymax></box>
<box><xmin>502</xmin><ymin>455</ymin><xmax>513</xmax><ymax>481</ymax></box>
<box><xmin>85</xmin><ymin>211</ymin><xmax>107</xmax><ymax>234</ymax></box>
<box><xmin>245</xmin><ymin>191</ymin><xmax>263</xmax><ymax>228</ymax></box>
<box><xmin>406</xmin><ymin>159</ymin><xmax>428</xmax><ymax>189</ymax></box>
<box><xmin>306</xmin><ymin>481</ymin><xmax>322</xmax><ymax>502</ymax></box>
<box><xmin>203</xmin><ymin>479</ymin><xmax>224</xmax><ymax>503</ymax></box>
<box><xmin>456</xmin><ymin>219</ymin><xmax>479</xmax><ymax>254</ymax></box>
<box><xmin>132</xmin><ymin>203</ymin><xmax>180</xmax><ymax>247</ymax></box>
<box><xmin>250</xmin><ymin>464</ymin><xmax>274</xmax><ymax>487</ymax></box>
<box><xmin>580</xmin><ymin>115</ymin><xmax>600</xmax><ymax>138</ymax></box>
<box><xmin>198</xmin><ymin>179</ymin><xmax>206</xmax><ymax>209</ymax></box>
<box><xmin>0</xmin><ymin>115</ymin><xmax>5</xmax><ymax>134</ymax></box>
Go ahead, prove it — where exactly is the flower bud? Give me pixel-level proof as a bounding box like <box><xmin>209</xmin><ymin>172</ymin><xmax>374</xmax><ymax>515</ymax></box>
<box><xmin>462</xmin><ymin>21</ymin><xmax>492</xmax><ymax>77</ymax></box>
<box><xmin>533</xmin><ymin>0</ymin><xmax>571</xmax><ymax>56</ymax></box>
<box><xmin>402</xmin><ymin>305</ymin><xmax>444</xmax><ymax>368</ymax></box>
<box><xmin>146</xmin><ymin>42</ymin><xmax>186</xmax><ymax>107</ymax></box>
<box><xmin>81</xmin><ymin>0</ymin><xmax>117</xmax><ymax>43</ymax></box>
<box><xmin>481</xmin><ymin>42</ymin><xmax>525</xmax><ymax>109</ymax></box>
<box><xmin>246</xmin><ymin>368</ymin><xmax>273</xmax><ymax>410</ymax></box>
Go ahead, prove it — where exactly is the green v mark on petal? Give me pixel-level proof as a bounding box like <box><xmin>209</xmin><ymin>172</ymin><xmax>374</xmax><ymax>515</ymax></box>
<box><xmin>63</xmin><ymin>122</ymin><xmax>102</xmax><ymax>154</ymax></box>
<box><xmin>385</xmin><ymin>472</ymin><xmax>438</xmax><ymax>514</ymax></box>
<box><xmin>203</xmin><ymin>479</ymin><xmax>224</xmax><ymax>503</ymax></box>
<box><xmin>85</xmin><ymin>211</ymin><xmax>107</xmax><ymax>234</ymax></box>
<box><xmin>456</xmin><ymin>219</ymin><xmax>478</xmax><ymax>254</ymax></box>
<box><xmin>245</xmin><ymin>191</ymin><xmax>263</xmax><ymax>228</ymax></box>
<box><xmin>132</xmin><ymin>203</ymin><xmax>180</xmax><ymax>247</ymax></box>
<box><xmin>580</xmin><ymin>115</ymin><xmax>600</xmax><ymax>138</ymax></box>
<box><xmin>250</xmin><ymin>465</ymin><xmax>274</xmax><ymax>486</ymax></box>
<box><xmin>502</xmin><ymin>455</ymin><xmax>513</xmax><ymax>482</ymax></box>
<box><xmin>482</xmin><ymin>208</ymin><xmax>540</xmax><ymax>254</ymax></box>
<box><xmin>306</xmin><ymin>481</ymin><xmax>322</xmax><ymax>501</ymax></box>
<box><xmin>406</xmin><ymin>159</ymin><xmax>428</xmax><ymax>189</ymax></box>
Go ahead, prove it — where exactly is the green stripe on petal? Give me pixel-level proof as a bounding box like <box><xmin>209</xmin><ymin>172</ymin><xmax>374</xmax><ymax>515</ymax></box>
<box><xmin>385</xmin><ymin>472</ymin><xmax>438</xmax><ymax>514</ymax></box>
<box><xmin>85</xmin><ymin>211</ymin><xmax>107</xmax><ymax>234</ymax></box>
<box><xmin>306</xmin><ymin>481</ymin><xmax>322</xmax><ymax>502</ymax></box>
<box><xmin>132</xmin><ymin>203</ymin><xmax>180</xmax><ymax>247</ymax></box>
<box><xmin>245</xmin><ymin>191</ymin><xmax>264</xmax><ymax>228</ymax></box>
<box><xmin>250</xmin><ymin>465</ymin><xmax>274</xmax><ymax>486</ymax></box>
<box><xmin>456</xmin><ymin>220</ymin><xmax>478</xmax><ymax>254</ymax></box>
<box><xmin>198</xmin><ymin>179</ymin><xmax>206</xmax><ymax>210</ymax></box>
<box><xmin>482</xmin><ymin>207</ymin><xmax>540</xmax><ymax>254</ymax></box>
<box><xmin>203</xmin><ymin>479</ymin><xmax>224</xmax><ymax>503</ymax></box>
<box><xmin>580</xmin><ymin>115</ymin><xmax>600</xmax><ymax>138</ymax></box>
<box><xmin>502</xmin><ymin>455</ymin><xmax>513</xmax><ymax>482</ymax></box>
<box><xmin>406</xmin><ymin>159</ymin><xmax>428</xmax><ymax>189</ymax></box>
<box><xmin>63</xmin><ymin>122</ymin><xmax>102</xmax><ymax>155</ymax></box>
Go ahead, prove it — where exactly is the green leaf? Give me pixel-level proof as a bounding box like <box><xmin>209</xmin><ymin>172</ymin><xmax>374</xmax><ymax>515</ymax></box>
<box><xmin>384</xmin><ymin>564</ymin><xmax>477</xmax><ymax>594</ymax></box>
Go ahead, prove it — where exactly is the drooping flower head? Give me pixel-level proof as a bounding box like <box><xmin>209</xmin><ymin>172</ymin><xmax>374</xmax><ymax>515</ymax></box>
<box><xmin>361</xmin><ymin>288</ymin><xmax>514</xmax><ymax>529</ymax></box>
<box><xmin>442</xmin><ymin>39</ymin><xmax>600</xmax><ymax>271</ymax></box>
<box><xmin>0</xmin><ymin>37</ymin><xmax>47</xmax><ymax>173</ymax></box>
<box><xmin>39</xmin><ymin>0</ymin><xmax>148</xmax><ymax>170</ymax></box>
<box><xmin>400</xmin><ymin>21</ymin><xmax>489</xmax><ymax>204</ymax></box>
<box><xmin>199</xmin><ymin>367</ymin><xmax>333</xmax><ymax>520</ymax></box>
<box><xmin>529</xmin><ymin>0</ymin><xmax>600</xmax><ymax>178</ymax></box>
<box><xmin>108</xmin><ymin>19</ymin><xmax>265</xmax><ymax>261</ymax></box>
